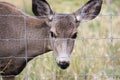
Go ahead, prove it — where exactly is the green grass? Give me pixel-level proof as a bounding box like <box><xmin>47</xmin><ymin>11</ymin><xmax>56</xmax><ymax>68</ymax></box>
<box><xmin>0</xmin><ymin>0</ymin><xmax>120</xmax><ymax>80</ymax></box>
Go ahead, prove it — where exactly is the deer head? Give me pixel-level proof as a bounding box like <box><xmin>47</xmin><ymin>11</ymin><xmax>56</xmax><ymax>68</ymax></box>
<box><xmin>32</xmin><ymin>0</ymin><xmax>103</xmax><ymax>69</ymax></box>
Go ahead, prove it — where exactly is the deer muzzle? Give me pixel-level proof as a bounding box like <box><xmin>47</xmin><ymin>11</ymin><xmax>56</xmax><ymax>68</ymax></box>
<box><xmin>56</xmin><ymin>55</ymin><xmax>70</xmax><ymax>69</ymax></box>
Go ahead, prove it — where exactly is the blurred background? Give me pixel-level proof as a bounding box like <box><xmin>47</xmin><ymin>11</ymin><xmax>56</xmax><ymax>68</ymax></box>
<box><xmin>0</xmin><ymin>0</ymin><xmax>120</xmax><ymax>80</ymax></box>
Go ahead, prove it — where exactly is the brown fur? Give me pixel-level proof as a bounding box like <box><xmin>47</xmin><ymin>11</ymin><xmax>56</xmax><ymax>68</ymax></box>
<box><xmin>0</xmin><ymin>1</ymin><xmax>50</xmax><ymax>79</ymax></box>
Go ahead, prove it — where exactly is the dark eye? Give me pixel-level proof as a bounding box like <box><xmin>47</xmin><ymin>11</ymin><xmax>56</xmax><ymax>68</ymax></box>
<box><xmin>71</xmin><ymin>33</ymin><xmax>77</xmax><ymax>39</ymax></box>
<box><xmin>50</xmin><ymin>31</ymin><xmax>56</xmax><ymax>38</ymax></box>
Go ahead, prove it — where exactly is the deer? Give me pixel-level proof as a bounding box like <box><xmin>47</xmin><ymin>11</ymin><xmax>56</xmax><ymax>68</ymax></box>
<box><xmin>0</xmin><ymin>0</ymin><xmax>103</xmax><ymax>80</ymax></box>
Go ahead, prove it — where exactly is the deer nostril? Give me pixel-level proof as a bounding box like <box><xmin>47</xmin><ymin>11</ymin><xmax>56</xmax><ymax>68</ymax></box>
<box><xmin>58</xmin><ymin>61</ymin><xmax>70</xmax><ymax>69</ymax></box>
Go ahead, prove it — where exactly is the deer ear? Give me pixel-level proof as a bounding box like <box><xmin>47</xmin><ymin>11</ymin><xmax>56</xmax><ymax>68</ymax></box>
<box><xmin>32</xmin><ymin>0</ymin><xmax>53</xmax><ymax>16</ymax></box>
<box><xmin>74</xmin><ymin>0</ymin><xmax>103</xmax><ymax>21</ymax></box>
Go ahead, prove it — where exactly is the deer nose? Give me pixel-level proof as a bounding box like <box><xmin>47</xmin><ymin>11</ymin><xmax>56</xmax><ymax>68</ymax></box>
<box><xmin>58</xmin><ymin>61</ymin><xmax>70</xmax><ymax>69</ymax></box>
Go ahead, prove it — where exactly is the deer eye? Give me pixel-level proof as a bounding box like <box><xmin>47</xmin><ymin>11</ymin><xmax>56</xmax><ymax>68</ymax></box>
<box><xmin>50</xmin><ymin>31</ymin><xmax>56</xmax><ymax>38</ymax></box>
<box><xmin>71</xmin><ymin>33</ymin><xmax>77</xmax><ymax>39</ymax></box>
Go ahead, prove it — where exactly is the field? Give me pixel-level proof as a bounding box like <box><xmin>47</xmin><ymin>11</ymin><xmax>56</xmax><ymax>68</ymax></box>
<box><xmin>0</xmin><ymin>0</ymin><xmax>120</xmax><ymax>80</ymax></box>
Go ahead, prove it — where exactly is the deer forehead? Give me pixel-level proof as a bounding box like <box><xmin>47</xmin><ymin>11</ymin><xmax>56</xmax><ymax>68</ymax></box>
<box><xmin>50</xmin><ymin>15</ymin><xmax>77</xmax><ymax>34</ymax></box>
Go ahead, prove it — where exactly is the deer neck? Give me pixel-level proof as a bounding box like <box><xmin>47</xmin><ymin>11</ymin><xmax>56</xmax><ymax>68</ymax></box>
<box><xmin>24</xmin><ymin>16</ymin><xmax>52</xmax><ymax>58</ymax></box>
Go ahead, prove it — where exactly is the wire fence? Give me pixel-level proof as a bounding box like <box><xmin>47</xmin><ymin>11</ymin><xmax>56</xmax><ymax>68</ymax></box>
<box><xmin>0</xmin><ymin>0</ymin><xmax>120</xmax><ymax>80</ymax></box>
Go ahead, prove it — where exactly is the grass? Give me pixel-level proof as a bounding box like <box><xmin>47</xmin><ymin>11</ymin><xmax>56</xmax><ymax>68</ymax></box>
<box><xmin>0</xmin><ymin>0</ymin><xmax>120</xmax><ymax>80</ymax></box>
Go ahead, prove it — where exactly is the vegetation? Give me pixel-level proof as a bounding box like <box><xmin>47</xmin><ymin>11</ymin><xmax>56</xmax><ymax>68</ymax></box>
<box><xmin>0</xmin><ymin>0</ymin><xmax>120</xmax><ymax>80</ymax></box>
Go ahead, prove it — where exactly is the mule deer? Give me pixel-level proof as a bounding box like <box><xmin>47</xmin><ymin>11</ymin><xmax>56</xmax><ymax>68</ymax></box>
<box><xmin>0</xmin><ymin>0</ymin><xmax>103</xmax><ymax>80</ymax></box>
